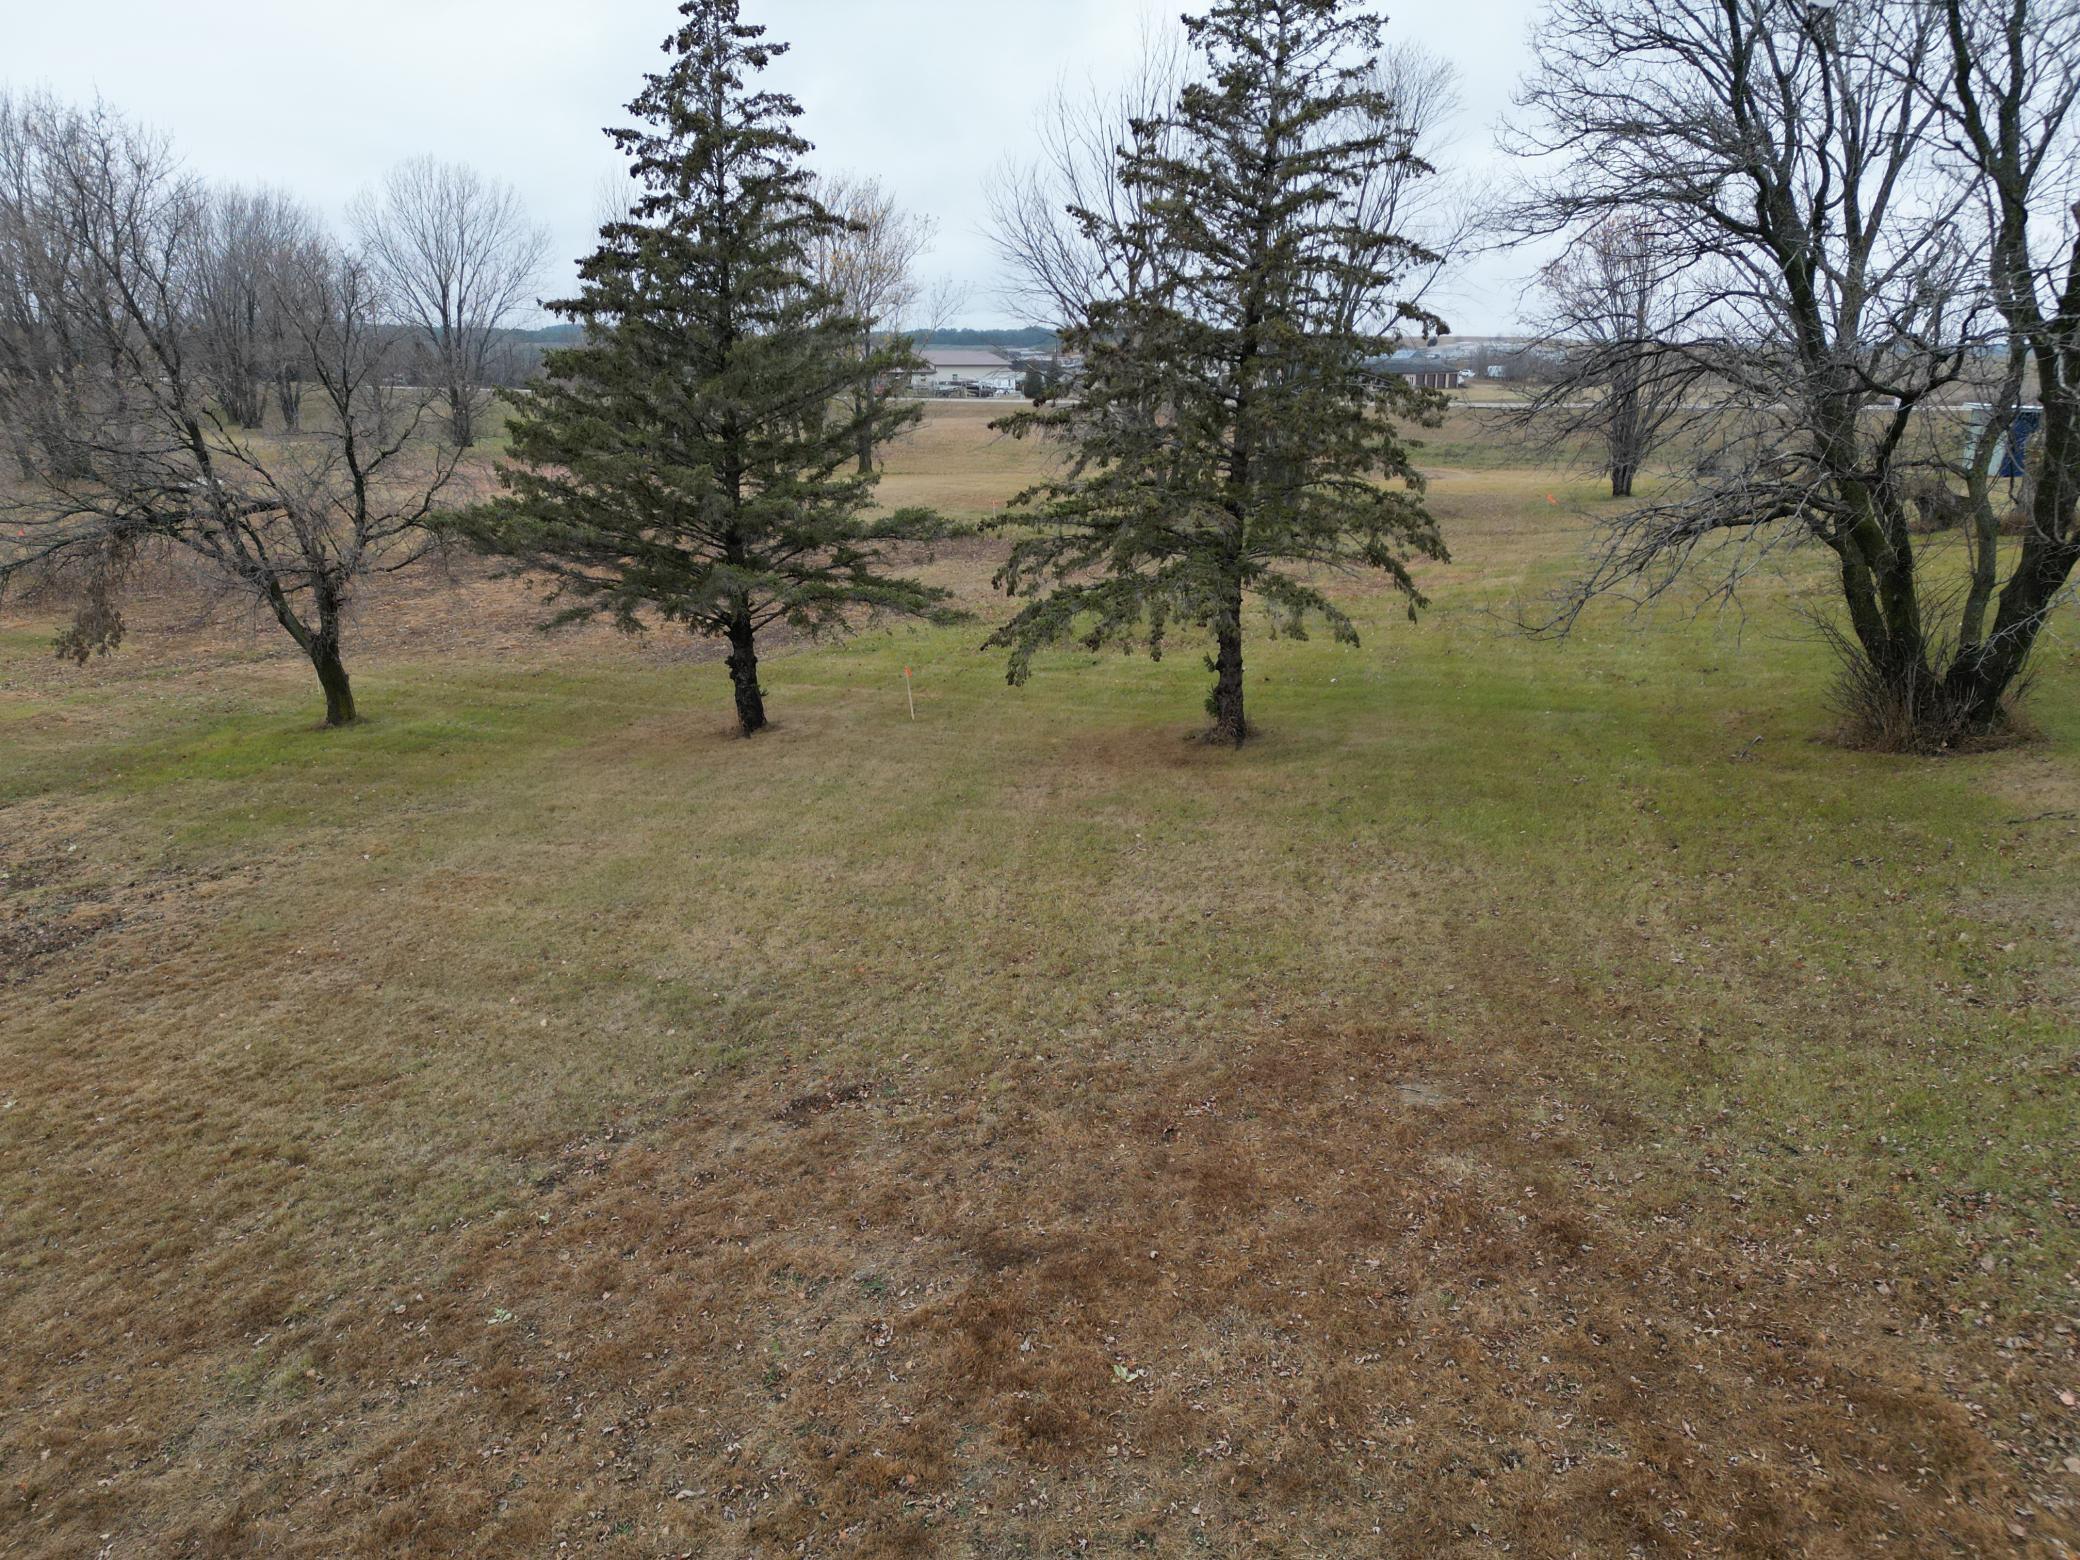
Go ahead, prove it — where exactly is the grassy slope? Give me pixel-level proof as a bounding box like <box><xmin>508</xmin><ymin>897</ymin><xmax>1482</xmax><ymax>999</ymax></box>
<box><xmin>2</xmin><ymin>405</ymin><xmax>2077</xmax><ymax>1556</ymax></box>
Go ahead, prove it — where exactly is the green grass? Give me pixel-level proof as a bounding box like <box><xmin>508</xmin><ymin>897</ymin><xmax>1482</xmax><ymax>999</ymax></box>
<box><xmin>12</xmin><ymin>500</ymin><xmax>2072</xmax><ymax>1284</ymax></box>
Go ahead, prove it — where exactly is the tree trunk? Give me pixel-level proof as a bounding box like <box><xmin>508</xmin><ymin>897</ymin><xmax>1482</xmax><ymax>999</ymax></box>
<box><xmin>855</xmin><ymin>382</ymin><xmax>877</xmax><ymax>475</ymax></box>
<box><xmin>1958</xmin><ymin>478</ymin><xmax>2001</xmax><ymax>651</ymax></box>
<box><xmin>275</xmin><ymin>371</ymin><xmax>302</xmax><ymax>433</ymax></box>
<box><xmin>1837</xmin><ymin>485</ymin><xmax>1931</xmax><ymax>679</ymax></box>
<box><xmin>449</xmin><ymin>385</ymin><xmax>476</xmax><ymax>449</ymax></box>
<box><xmin>1606</xmin><ymin>377</ymin><xmax>1644</xmax><ymax>501</ymax></box>
<box><xmin>725</xmin><ymin>613</ymin><xmax>768</xmax><ymax>736</ymax></box>
<box><xmin>268</xmin><ymin>584</ymin><xmax>358</xmax><ymax>728</ymax></box>
<box><xmin>1943</xmin><ymin>528</ymin><xmax>2079</xmax><ymax>731</ymax></box>
<box><xmin>1206</xmin><ymin>610</ymin><xmax>1247</xmax><ymax>748</ymax></box>
<box><xmin>312</xmin><ymin>635</ymin><xmax>356</xmax><ymax>727</ymax></box>
<box><xmin>227</xmin><ymin>378</ymin><xmax>266</xmax><ymax>431</ymax></box>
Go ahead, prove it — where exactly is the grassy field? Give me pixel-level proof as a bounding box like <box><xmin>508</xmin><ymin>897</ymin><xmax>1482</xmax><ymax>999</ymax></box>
<box><xmin>3</xmin><ymin>402</ymin><xmax>2078</xmax><ymax>1556</ymax></box>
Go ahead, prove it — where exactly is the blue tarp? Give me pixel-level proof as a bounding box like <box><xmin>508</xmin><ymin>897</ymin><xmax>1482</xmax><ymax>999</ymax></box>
<box><xmin>2000</xmin><ymin>407</ymin><xmax>2042</xmax><ymax>480</ymax></box>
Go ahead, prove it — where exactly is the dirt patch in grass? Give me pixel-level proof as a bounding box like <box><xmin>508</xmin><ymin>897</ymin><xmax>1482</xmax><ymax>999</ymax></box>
<box><xmin>7</xmin><ymin>1019</ymin><xmax>2069</xmax><ymax>1557</ymax></box>
<box><xmin>0</xmin><ymin>799</ymin><xmax>172</xmax><ymax>987</ymax></box>
<box><xmin>0</xmin><ymin>902</ymin><xmax>118</xmax><ymax>985</ymax></box>
<box><xmin>775</xmin><ymin>1080</ymin><xmax>877</xmax><ymax>1124</ymax></box>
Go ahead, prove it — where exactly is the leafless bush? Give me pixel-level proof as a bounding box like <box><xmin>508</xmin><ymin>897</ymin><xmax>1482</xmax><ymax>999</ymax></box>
<box><xmin>1821</xmin><ymin>616</ymin><xmax>2035</xmax><ymax>756</ymax></box>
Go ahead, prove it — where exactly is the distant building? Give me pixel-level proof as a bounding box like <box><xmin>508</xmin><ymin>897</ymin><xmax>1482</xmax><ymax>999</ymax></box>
<box><xmin>916</xmin><ymin>349</ymin><xmax>1017</xmax><ymax>395</ymax></box>
<box><xmin>1368</xmin><ymin>350</ymin><xmax>1471</xmax><ymax>391</ymax></box>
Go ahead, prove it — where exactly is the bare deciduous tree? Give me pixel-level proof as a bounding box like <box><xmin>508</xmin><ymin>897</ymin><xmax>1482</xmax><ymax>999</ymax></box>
<box><xmin>0</xmin><ymin>96</ymin><xmax>461</xmax><ymax>726</ymax></box>
<box><xmin>349</xmin><ymin>157</ymin><xmax>547</xmax><ymax>447</ymax></box>
<box><xmin>1333</xmin><ymin>43</ymin><xmax>1473</xmax><ymax>335</ymax></box>
<box><xmin>807</xmin><ymin>174</ymin><xmax>934</xmax><ymax>472</ymax></box>
<box><xmin>193</xmin><ymin>185</ymin><xmax>326</xmax><ymax>430</ymax></box>
<box><xmin>0</xmin><ymin>92</ymin><xmax>100</xmax><ymax>481</ymax></box>
<box><xmin>1930</xmin><ymin>0</ymin><xmax>2080</xmax><ymax>723</ymax></box>
<box><xmin>991</xmin><ymin>32</ymin><xmax>1468</xmax><ymax>339</ymax></box>
<box><xmin>986</xmin><ymin>32</ymin><xmax>1188</xmax><ymax>330</ymax></box>
<box><xmin>1506</xmin><ymin>0</ymin><xmax>2067</xmax><ymax>745</ymax></box>
<box><xmin>1514</xmin><ymin>216</ymin><xmax>1699</xmax><ymax>498</ymax></box>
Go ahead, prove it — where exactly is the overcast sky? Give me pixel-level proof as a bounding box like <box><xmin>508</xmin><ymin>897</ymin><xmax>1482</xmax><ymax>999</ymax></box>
<box><xmin>8</xmin><ymin>0</ymin><xmax>1549</xmax><ymax>334</ymax></box>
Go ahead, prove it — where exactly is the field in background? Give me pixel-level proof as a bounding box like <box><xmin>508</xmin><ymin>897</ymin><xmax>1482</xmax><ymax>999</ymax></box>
<box><xmin>3</xmin><ymin>401</ymin><xmax>2078</xmax><ymax>1556</ymax></box>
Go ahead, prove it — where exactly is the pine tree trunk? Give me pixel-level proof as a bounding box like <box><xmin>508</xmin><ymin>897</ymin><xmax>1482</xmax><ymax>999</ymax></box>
<box><xmin>856</xmin><ymin>384</ymin><xmax>876</xmax><ymax>475</ymax></box>
<box><xmin>1207</xmin><ymin>606</ymin><xmax>1247</xmax><ymax>748</ymax></box>
<box><xmin>312</xmin><ymin>635</ymin><xmax>356</xmax><ymax>727</ymax></box>
<box><xmin>725</xmin><ymin>613</ymin><xmax>768</xmax><ymax>736</ymax></box>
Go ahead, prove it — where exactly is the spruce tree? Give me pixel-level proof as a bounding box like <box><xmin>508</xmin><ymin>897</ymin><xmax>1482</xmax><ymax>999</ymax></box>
<box><xmin>991</xmin><ymin>0</ymin><xmax>1446</xmax><ymax>745</ymax></box>
<box><xmin>457</xmin><ymin>0</ymin><xmax>959</xmax><ymax>736</ymax></box>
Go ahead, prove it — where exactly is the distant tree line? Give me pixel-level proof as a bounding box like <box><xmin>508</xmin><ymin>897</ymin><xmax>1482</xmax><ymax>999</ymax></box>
<box><xmin>922</xmin><ymin>327</ymin><xmax>1059</xmax><ymax>350</ymax></box>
